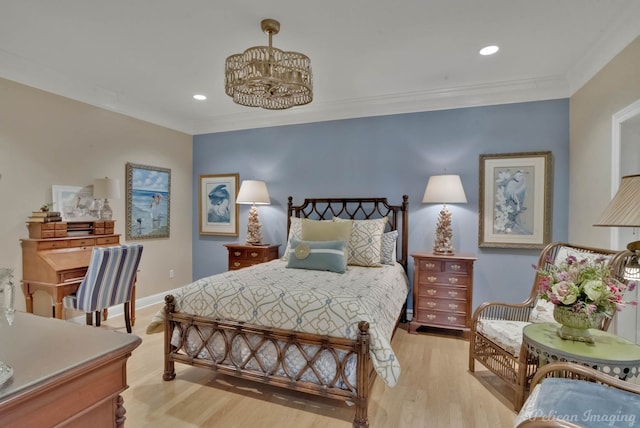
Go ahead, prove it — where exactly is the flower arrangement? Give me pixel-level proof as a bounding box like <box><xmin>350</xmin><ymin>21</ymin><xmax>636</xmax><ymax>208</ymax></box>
<box><xmin>535</xmin><ymin>254</ymin><xmax>637</xmax><ymax>316</ymax></box>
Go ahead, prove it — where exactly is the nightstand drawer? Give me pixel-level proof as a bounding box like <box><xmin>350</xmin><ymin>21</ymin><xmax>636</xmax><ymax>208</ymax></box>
<box><xmin>417</xmin><ymin>273</ymin><xmax>470</xmax><ymax>287</ymax></box>
<box><xmin>415</xmin><ymin>310</ymin><xmax>467</xmax><ymax>328</ymax></box>
<box><xmin>417</xmin><ymin>284</ymin><xmax>467</xmax><ymax>299</ymax></box>
<box><xmin>224</xmin><ymin>243</ymin><xmax>280</xmax><ymax>271</ymax></box>
<box><xmin>416</xmin><ymin>296</ymin><xmax>467</xmax><ymax>313</ymax></box>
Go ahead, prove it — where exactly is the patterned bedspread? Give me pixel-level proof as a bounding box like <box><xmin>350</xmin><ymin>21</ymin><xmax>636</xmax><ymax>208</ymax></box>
<box><xmin>151</xmin><ymin>259</ymin><xmax>409</xmax><ymax>387</ymax></box>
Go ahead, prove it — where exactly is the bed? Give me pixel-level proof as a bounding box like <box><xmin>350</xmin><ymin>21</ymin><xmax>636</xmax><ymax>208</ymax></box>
<box><xmin>156</xmin><ymin>196</ymin><xmax>409</xmax><ymax>428</ymax></box>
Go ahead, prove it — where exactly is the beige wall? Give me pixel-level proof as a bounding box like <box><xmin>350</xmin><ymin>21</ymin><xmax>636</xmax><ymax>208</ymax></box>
<box><xmin>569</xmin><ymin>36</ymin><xmax>640</xmax><ymax>248</ymax></box>
<box><xmin>0</xmin><ymin>78</ymin><xmax>192</xmax><ymax>316</ymax></box>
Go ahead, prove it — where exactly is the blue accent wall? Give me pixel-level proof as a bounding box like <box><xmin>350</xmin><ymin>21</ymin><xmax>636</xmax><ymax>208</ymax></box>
<box><xmin>193</xmin><ymin>99</ymin><xmax>569</xmax><ymax>311</ymax></box>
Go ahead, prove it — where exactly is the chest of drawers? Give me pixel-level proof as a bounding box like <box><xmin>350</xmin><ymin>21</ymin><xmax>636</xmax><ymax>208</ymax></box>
<box><xmin>224</xmin><ymin>243</ymin><xmax>280</xmax><ymax>270</ymax></box>
<box><xmin>409</xmin><ymin>252</ymin><xmax>476</xmax><ymax>334</ymax></box>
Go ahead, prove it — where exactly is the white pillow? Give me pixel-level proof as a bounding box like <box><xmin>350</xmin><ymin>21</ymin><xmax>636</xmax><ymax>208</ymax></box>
<box><xmin>334</xmin><ymin>217</ymin><xmax>387</xmax><ymax>267</ymax></box>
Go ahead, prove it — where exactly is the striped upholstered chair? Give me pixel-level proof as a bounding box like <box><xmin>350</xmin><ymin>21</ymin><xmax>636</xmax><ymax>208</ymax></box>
<box><xmin>63</xmin><ymin>244</ymin><xmax>143</xmax><ymax>333</ymax></box>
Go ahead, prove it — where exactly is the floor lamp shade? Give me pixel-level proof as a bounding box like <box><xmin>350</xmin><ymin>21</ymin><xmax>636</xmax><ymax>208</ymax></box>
<box><xmin>423</xmin><ymin>174</ymin><xmax>467</xmax><ymax>254</ymax></box>
<box><xmin>236</xmin><ymin>180</ymin><xmax>270</xmax><ymax>245</ymax></box>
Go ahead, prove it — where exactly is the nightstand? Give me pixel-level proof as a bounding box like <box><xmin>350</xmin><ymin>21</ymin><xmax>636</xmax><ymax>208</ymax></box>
<box><xmin>409</xmin><ymin>252</ymin><xmax>476</xmax><ymax>334</ymax></box>
<box><xmin>224</xmin><ymin>243</ymin><xmax>280</xmax><ymax>271</ymax></box>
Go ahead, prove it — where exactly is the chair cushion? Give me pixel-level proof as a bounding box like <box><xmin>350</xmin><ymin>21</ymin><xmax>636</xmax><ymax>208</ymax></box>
<box><xmin>516</xmin><ymin>377</ymin><xmax>640</xmax><ymax>427</ymax></box>
<box><xmin>477</xmin><ymin>319</ymin><xmax>530</xmax><ymax>357</ymax></box>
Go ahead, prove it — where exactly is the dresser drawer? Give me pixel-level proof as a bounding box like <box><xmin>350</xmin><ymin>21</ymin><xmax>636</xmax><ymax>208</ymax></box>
<box><xmin>416</xmin><ymin>295</ymin><xmax>467</xmax><ymax>313</ymax></box>
<box><xmin>417</xmin><ymin>272</ymin><xmax>470</xmax><ymax>287</ymax></box>
<box><xmin>415</xmin><ymin>310</ymin><xmax>468</xmax><ymax>328</ymax></box>
<box><xmin>416</xmin><ymin>259</ymin><xmax>444</xmax><ymax>272</ymax></box>
<box><xmin>417</xmin><ymin>284</ymin><xmax>467</xmax><ymax>300</ymax></box>
<box><xmin>229</xmin><ymin>248</ymin><xmax>267</xmax><ymax>260</ymax></box>
<box><xmin>229</xmin><ymin>260</ymin><xmax>263</xmax><ymax>270</ymax></box>
<box><xmin>445</xmin><ymin>260</ymin><xmax>469</xmax><ymax>274</ymax></box>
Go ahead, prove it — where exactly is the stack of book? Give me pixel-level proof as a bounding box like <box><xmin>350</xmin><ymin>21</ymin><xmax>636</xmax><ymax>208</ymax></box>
<box><xmin>27</xmin><ymin>210</ymin><xmax>62</xmax><ymax>223</ymax></box>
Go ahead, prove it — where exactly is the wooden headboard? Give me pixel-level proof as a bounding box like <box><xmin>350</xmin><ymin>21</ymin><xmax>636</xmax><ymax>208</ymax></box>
<box><xmin>287</xmin><ymin>196</ymin><xmax>409</xmax><ymax>271</ymax></box>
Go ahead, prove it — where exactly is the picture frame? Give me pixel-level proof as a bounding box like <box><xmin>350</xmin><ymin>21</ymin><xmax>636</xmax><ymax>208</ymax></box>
<box><xmin>126</xmin><ymin>163</ymin><xmax>171</xmax><ymax>240</ymax></box>
<box><xmin>199</xmin><ymin>173</ymin><xmax>239</xmax><ymax>236</ymax></box>
<box><xmin>479</xmin><ymin>151</ymin><xmax>552</xmax><ymax>248</ymax></box>
<box><xmin>52</xmin><ymin>184</ymin><xmax>100</xmax><ymax>221</ymax></box>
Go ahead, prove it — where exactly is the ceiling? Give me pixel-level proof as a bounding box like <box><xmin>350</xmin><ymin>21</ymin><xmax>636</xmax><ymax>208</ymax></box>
<box><xmin>1</xmin><ymin>1</ymin><xmax>639</xmax><ymax>135</ymax></box>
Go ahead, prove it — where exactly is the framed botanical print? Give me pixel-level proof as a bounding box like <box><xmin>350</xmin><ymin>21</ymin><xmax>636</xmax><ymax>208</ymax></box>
<box><xmin>125</xmin><ymin>162</ymin><xmax>171</xmax><ymax>240</ymax></box>
<box><xmin>479</xmin><ymin>151</ymin><xmax>552</xmax><ymax>248</ymax></box>
<box><xmin>199</xmin><ymin>173</ymin><xmax>239</xmax><ymax>236</ymax></box>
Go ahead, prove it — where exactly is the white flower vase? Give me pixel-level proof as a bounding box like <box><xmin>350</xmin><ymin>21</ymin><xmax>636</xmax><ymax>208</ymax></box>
<box><xmin>553</xmin><ymin>305</ymin><xmax>603</xmax><ymax>343</ymax></box>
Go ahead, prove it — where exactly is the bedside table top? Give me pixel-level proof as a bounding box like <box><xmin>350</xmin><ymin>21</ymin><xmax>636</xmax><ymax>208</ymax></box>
<box><xmin>411</xmin><ymin>252</ymin><xmax>477</xmax><ymax>261</ymax></box>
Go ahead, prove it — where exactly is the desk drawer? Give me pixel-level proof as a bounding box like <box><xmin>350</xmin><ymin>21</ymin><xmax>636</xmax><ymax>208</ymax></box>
<box><xmin>37</xmin><ymin>240</ymin><xmax>69</xmax><ymax>250</ymax></box>
<box><xmin>68</xmin><ymin>238</ymin><xmax>96</xmax><ymax>248</ymax></box>
<box><xmin>96</xmin><ymin>236</ymin><xmax>120</xmax><ymax>245</ymax></box>
<box><xmin>60</xmin><ymin>268</ymin><xmax>87</xmax><ymax>282</ymax></box>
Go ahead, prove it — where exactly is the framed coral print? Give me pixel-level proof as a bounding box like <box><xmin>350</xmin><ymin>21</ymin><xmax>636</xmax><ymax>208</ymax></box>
<box><xmin>126</xmin><ymin>162</ymin><xmax>171</xmax><ymax>240</ymax></box>
<box><xmin>479</xmin><ymin>151</ymin><xmax>552</xmax><ymax>248</ymax></box>
<box><xmin>199</xmin><ymin>173</ymin><xmax>239</xmax><ymax>236</ymax></box>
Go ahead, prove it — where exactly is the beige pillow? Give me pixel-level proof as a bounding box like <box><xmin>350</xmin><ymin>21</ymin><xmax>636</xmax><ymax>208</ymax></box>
<box><xmin>301</xmin><ymin>218</ymin><xmax>353</xmax><ymax>242</ymax></box>
<box><xmin>334</xmin><ymin>217</ymin><xmax>387</xmax><ymax>266</ymax></box>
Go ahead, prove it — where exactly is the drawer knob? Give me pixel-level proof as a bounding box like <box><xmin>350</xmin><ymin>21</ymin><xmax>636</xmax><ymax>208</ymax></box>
<box><xmin>250</xmin><ymin>252</ymin><xmax>259</xmax><ymax>258</ymax></box>
<box><xmin>424</xmin><ymin>262</ymin><xmax>436</xmax><ymax>269</ymax></box>
<box><xmin>426</xmin><ymin>302</ymin><xmax>437</xmax><ymax>308</ymax></box>
<box><xmin>427</xmin><ymin>276</ymin><xmax>437</xmax><ymax>282</ymax></box>
<box><xmin>448</xmin><ymin>303</ymin><xmax>459</xmax><ymax>310</ymax></box>
<box><xmin>448</xmin><ymin>290</ymin><xmax>458</xmax><ymax>297</ymax></box>
<box><xmin>447</xmin><ymin>316</ymin><xmax>458</xmax><ymax>322</ymax></box>
<box><xmin>427</xmin><ymin>289</ymin><xmax>437</xmax><ymax>296</ymax></box>
<box><xmin>451</xmin><ymin>264</ymin><xmax>462</xmax><ymax>271</ymax></box>
<box><xmin>234</xmin><ymin>251</ymin><xmax>241</xmax><ymax>256</ymax></box>
<box><xmin>426</xmin><ymin>314</ymin><xmax>436</xmax><ymax>320</ymax></box>
<box><xmin>448</xmin><ymin>277</ymin><xmax>459</xmax><ymax>284</ymax></box>
<box><xmin>233</xmin><ymin>262</ymin><xmax>241</xmax><ymax>267</ymax></box>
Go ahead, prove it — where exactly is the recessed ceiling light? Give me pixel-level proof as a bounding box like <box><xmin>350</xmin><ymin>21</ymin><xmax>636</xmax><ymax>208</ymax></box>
<box><xmin>193</xmin><ymin>94</ymin><xmax>207</xmax><ymax>101</ymax></box>
<box><xmin>479</xmin><ymin>45</ymin><xmax>499</xmax><ymax>56</ymax></box>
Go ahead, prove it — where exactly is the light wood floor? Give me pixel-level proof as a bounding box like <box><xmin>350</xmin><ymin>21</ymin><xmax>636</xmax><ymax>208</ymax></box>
<box><xmin>102</xmin><ymin>304</ymin><xmax>517</xmax><ymax>427</ymax></box>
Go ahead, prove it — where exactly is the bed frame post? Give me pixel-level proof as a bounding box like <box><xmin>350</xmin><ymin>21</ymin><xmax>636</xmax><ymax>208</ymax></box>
<box><xmin>353</xmin><ymin>321</ymin><xmax>370</xmax><ymax>428</ymax></box>
<box><xmin>162</xmin><ymin>294</ymin><xmax>177</xmax><ymax>381</ymax></box>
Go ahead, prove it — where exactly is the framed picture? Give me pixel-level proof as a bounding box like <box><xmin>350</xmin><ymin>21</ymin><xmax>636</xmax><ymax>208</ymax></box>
<box><xmin>199</xmin><ymin>173</ymin><xmax>239</xmax><ymax>236</ymax></box>
<box><xmin>479</xmin><ymin>151</ymin><xmax>553</xmax><ymax>248</ymax></box>
<box><xmin>126</xmin><ymin>163</ymin><xmax>171</xmax><ymax>240</ymax></box>
<box><xmin>52</xmin><ymin>185</ymin><xmax>100</xmax><ymax>221</ymax></box>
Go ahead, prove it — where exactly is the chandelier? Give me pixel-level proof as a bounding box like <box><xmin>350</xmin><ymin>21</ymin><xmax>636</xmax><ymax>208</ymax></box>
<box><xmin>225</xmin><ymin>19</ymin><xmax>313</xmax><ymax>110</ymax></box>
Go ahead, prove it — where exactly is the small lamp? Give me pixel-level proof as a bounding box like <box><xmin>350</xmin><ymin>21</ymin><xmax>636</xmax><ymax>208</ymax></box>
<box><xmin>423</xmin><ymin>174</ymin><xmax>467</xmax><ymax>254</ymax></box>
<box><xmin>236</xmin><ymin>180</ymin><xmax>270</xmax><ymax>245</ymax></box>
<box><xmin>93</xmin><ymin>177</ymin><xmax>121</xmax><ymax>220</ymax></box>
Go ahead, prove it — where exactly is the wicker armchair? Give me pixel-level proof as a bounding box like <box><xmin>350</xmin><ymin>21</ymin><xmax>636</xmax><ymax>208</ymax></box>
<box><xmin>468</xmin><ymin>242</ymin><xmax>631</xmax><ymax>410</ymax></box>
<box><xmin>515</xmin><ymin>362</ymin><xmax>640</xmax><ymax>427</ymax></box>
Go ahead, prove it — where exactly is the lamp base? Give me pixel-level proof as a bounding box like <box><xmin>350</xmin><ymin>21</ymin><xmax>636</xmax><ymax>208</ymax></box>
<box><xmin>100</xmin><ymin>198</ymin><xmax>113</xmax><ymax>220</ymax></box>
<box><xmin>245</xmin><ymin>205</ymin><xmax>263</xmax><ymax>245</ymax></box>
<box><xmin>433</xmin><ymin>206</ymin><xmax>455</xmax><ymax>255</ymax></box>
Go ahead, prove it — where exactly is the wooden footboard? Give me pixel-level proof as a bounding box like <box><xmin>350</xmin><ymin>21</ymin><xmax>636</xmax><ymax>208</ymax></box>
<box><xmin>163</xmin><ymin>295</ymin><xmax>375</xmax><ymax>428</ymax></box>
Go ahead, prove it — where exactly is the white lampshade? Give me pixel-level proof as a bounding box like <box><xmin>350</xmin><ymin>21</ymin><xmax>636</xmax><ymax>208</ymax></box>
<box><xmin>93</xmin><ymin>177</ymin><xmax>121</xmax><ymax>200</ymax></box>
<box><xmin>594</xmin><ymin>174</ymin><xmax>640</xmax><ymax>227</ymax></box>
<box><xmin>236</xmin><ymin>180</ymin><xmax>270</xmax><ymax>205</ymax></box>
<box><xmin>422</xmin><ymin>175</ymin><xmax>467</xmax><ymax>204</ymax></box>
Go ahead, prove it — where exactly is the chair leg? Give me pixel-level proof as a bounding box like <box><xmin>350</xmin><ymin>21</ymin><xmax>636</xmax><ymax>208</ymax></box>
<box><xmin>86</xmin><ymin>313</ymin><xmax>93</xmax><ymax>326</ymax></box>
<box><xmin>95</xmin><ymin>311</ymin><xmax>101</xmax><ymax>327</ymax></box>
<box><xmin>124</xmin><ymin>301</ymin><xmax>132</xmax><ymax>333</ymax></box>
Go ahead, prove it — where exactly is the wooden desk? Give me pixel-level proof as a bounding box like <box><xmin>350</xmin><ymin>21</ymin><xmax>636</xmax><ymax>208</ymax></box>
<box><xmin>0</xmin><ymin>311</ymin><xmax>141</xmax><ymax>427</ymax></box>
<box><xmin>20</xmin><ymin>234</ymin><xmax>137</xmax><ymax>326</ymax></box>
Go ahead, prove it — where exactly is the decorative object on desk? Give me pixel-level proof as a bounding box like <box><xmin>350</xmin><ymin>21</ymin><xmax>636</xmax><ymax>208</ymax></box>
<box><xmin>93</xmin><ymin>177</ymin><xmax>120</xmax><ymax>220</ymax></box>
<box><xmin>535</xmin><ymin>253</ymin><xmax>637</xmax><ymax>343</ymax></box>
<box><xmin>225</xmin><ymin>18</ymin><xmax>312</xmax><ymax>110</ymax></box>
<box><xmin>126</xmin><ymin>163</ymin><xmax>171</xmax><ymax>240</ymax></box>
<box><xmin>52</xmin><ymin>184</ymin><xmax>99</xmax><ymax>221</ymax></box>
<box><xmin>479</xmin><ymin>151</ymin><xmax>552</xmax><ymax>248</ymax></box>
<box><xmin>40</xmin><ymin>202</ymin><xmax>52</xmax><ymax>212</ymax></box>
<box><xmin>27</xmin><ymin>209</ymin><xmax>62</xmax><ymax>223</ymax></box>
<box><xmin>236</xmin><ymin>180</ymin><xmax>270</xmax><ymax>245</ymax></box>
<box><xmin>199</xmin><ymin>173</ymin><xmax>239</xmax><ymax>236</ymax></box>
<box><xmin>594</xmin><ymin>174</ymin><xmax>640</xmax><ymax>277</ymax></box>
<box><xmin>422</xmin><ymin>174</ymin><xmax>467</xmax><ymax>254</ymax></box>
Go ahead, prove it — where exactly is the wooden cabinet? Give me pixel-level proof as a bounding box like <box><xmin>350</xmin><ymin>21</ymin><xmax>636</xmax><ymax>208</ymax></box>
<box><xmin>26</xmin><ymin>220</ymin><xmax>115</xmax><ymax>239</ymax></box>
<box><xmin>409</xmin><ymin>252</ymin><xmax>476</xmax><ymax>334</ymax></box>
<box><xmin>224</xmin><ymin>243</ymin><xmax>280</xmax><ymax>270</ymax></box>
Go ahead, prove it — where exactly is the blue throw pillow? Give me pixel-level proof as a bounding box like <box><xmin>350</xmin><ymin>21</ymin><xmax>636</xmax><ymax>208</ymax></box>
<box><xmin>286</xmin><ymin>238</ymin><xmax>347</xmax><ymax>273</ymax></box>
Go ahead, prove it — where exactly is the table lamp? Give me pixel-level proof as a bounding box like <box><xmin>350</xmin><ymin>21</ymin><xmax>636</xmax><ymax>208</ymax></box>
<box><xmin>423</xmin><ymin>174</ymin><xmax>467</xmax><ymax>254</ymax></box>
<box><xmin>93</xmin><ymin>177</ymin><xmax>121</xmax><ymax>220</ymax></box>
<box><xmin>594</xmin><ymin>173</ymin><xmax>640</xmax><ymax>280</ymax></box>
<box><xmin>236</xmin><ymin>180</ymin><xmax>270</xmax><ymax>245</ymax></box>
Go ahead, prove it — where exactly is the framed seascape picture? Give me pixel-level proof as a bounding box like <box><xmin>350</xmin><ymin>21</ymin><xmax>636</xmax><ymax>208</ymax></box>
<box><xmin>126</xmin><ymin>163</ymin><xmax>171</xmax><ymax>240</ymax></box>
<box><xmin>199</xmin><ymin>173</ymin><xmax>239</xmax><ymax>236</ymax></box>
<box><xmin>52</xmin><ymin>185</ymin><xmax>100</xmax><ymax>221</ymax></box>
<box><xmin>479</xmin><ymin>151</ymin><xmax>552</xmax><ymax>248</ymax></box>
